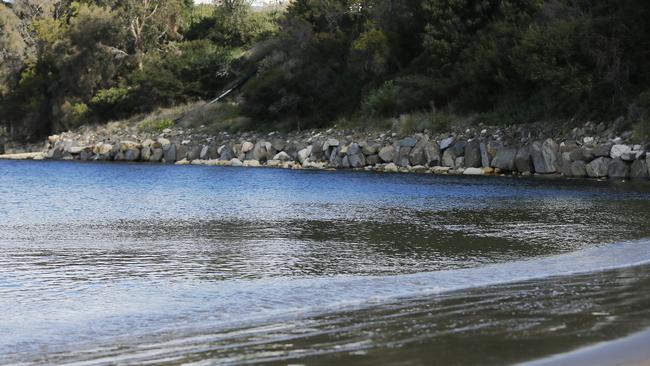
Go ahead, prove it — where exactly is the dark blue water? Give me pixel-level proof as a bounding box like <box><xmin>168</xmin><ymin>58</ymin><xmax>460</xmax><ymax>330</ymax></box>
<box><xmin>1</xmin><ymin>160</ymin><xmax>650</xmax><ymax>365</ymax></box>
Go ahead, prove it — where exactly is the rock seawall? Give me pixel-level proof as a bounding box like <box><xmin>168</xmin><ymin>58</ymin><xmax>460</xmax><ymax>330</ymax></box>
<box><xmin>8</xmin><ymin>121</ymin><xmax>650</xmax><ymax>180</ymax></box>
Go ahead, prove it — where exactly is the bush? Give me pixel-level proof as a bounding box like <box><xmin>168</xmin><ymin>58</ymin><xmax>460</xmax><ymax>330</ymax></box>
<box><xmin>60</xmin><ymin>101</ymin><xmax>89</xmax><ymax>129</ymax></box>
<box><xmin>90</xmin><ymin>87</ymin><xmax>133</xmax><ymax>120</ymax></box>
<box><xmin>361</xmin><ymin>81</ymin><xmax>399</xmax><ymax>117</ymax></box>
<box><xmin>129</xmin><ymin>40</ymin><xmax>234</xmax><ymax>111</ymax></box>
<box><xmin>361</xmin><ymin>76</ymin><xmax>441</xmax><ymax>120</ymax></box>
<box><xmin>138</xmin><ymin>118</ymin><xmax>175</xmax><ymax>133</ymax></box>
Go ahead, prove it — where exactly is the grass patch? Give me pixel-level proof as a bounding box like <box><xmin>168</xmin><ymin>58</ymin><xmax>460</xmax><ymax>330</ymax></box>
<box><xmin>397</xmin><ymin>111</ymin><xmax>454</xmax><ymax>137</ymax></box>
<box><xmin>138</xmin><ymin>118</ymin><xmax>175</xmax><ymax>133</ymax></box>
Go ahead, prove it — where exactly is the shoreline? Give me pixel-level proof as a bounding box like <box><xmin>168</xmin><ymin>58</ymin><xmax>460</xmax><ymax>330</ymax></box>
<box><xmin>520</xmin><ymin>327</ymin><xmax>650</xmax><ymax>366</ymax></box>
<box><xmin>2</xmin><ymin>121</ymin><xmax>649</xmax><ymax>183</ymax></box>
<box><xmin>0</xmin><ymin>148</ymin><xmax>648</xmax><ymax>185</ymax></box>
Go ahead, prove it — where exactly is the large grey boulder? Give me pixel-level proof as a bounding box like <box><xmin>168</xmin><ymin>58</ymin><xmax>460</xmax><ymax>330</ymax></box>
<box><xmin>124</xmin><ymin>148</ymin><xmax>140</xmax><ymax>161</ymax></box>
<box><xmin>479</xmin><ymin>142</ymin><xmax>491</xmax><ymax>167</ymax></box>
<box><xmin>347</xmin><ymin>143</ymin><xmax>366</xmax><ymax>168</ymax></box>
<box><xmin>219</xmin><ymin>145</ymin><xmax>235</xmax><ymax>161</ymax></box>
<box><xmin>486</xmin><ymin>141</ymin><xmax>503</xmax><ymax>160</ymax></box>
<box><xmin>378</xmin><ymin>145</ymin><xmax>395</xmax><ymax>163</ymax></box>
<box><xmin>322</xmin><ymin>138</ymin><xmax>339</xmax><ymax>156</ymax></box>
<box><xmin>514</xmin><ymin>145</ymin><xmax>534</xmax><ymax>173</ymax></box>
<box><xmin>176</xmin><ymin>144</ymin><xmax>188</xmax><ymax>162</ymax></box>
<box><xmin>490</xmin><ymin>148</ymin><xmax>517</xmax><ymax>171</ymax></box>
<box><xmin>79</xmin><ymin>149</ymin><xmax>94</xmax><ymax>161</ymax></box>
<box><xmin>188</xmin><ymin>145</ymin><xmax>201</xmax><ymax>161</ymax></box>
<box><xmin>273</xmin><ymin>151</ymin><xmax>291</xmax><ymax>162</ymax></box>
<box><xmin>439</xmin><ymin>136</ymin><xmax>454</xmax><ymax>150</ymax></box>
<box><xmin>366</xmin><ymin>154</ymin><xmax>380</xmax><ymax>165</ymax></box>
<box><xmin>569</xmin><ymin>161</ymin><xmax>588</xmax><ymax>178</ymax></box>
<box><xmin>199</xmin><ymin>145</ymin><xmax>210</xmax><ymax>160</ymax></box>
<box><xmin>409</xmin><ymin>136</ymin><xmax>437</xmax><ymax>166</ymax></box>
<box><xmin>329</xmin><ymin>147</ymin><xmax>343</xmax><ymax>168</ymax></box>
<box><xmin>395</xmin><ymin>146</ymin><xmax>411</xmax><ymax>167</ymax></box>
<box><xmin>610</xmin><ymin>144</ymin><xmax>630</xmax><ymax>159</ymax></box>
<box><xmin>163</xmin><ymin>143</ymin><xmax>177</xmax><ymax>163</ymax></box>
<box><xmin>309</xmin><ymin>140</ymin><xmax>326</xmax><ymax>161</ymax></box>
<box><xmin>464</xmin><ymin>139</ymin><xmax>482</xmax><ymax>168</ymax></box>
<box><xmin>208</xmin><ymin>144</ymin><xmax>219</xmax><ymax>159</ymax></box>
<box><xmin>593</xmin><ymin>143</ymin><xmax>613</xmax><ymax>157</ymax></box>
<box><xmin>149</xmin><ymin>148</ymin><xmax>163</xmax><ymax>162</ymax></box>
<box><xmin>569</xmin><ymin>147</ymin><xmax>594</xmax><ymax>162</ymax></box>
<box><xmin>608</xmin><ymin>158</ymin><xmax>630</xmax><ymax>179</ymax></box>
<box><xmin>586</xmin><ymin>157</ymin><xmax>611</xmax><ymax>178</ymax></box>
<box><xmin>398</xmin><ymin>137</ymin><xmax>417</xmax><ymax>148</ymax></box>
<box><xmin>630</xmin><ymin>159</ymin><xmax>649</xmax><ymax>180</ymax></box>
<box><xmin>559</xmin><ymin>152</ymin><xmax>572</xmax><ymax>176</ymax></box>
<box><xmin>140</xmin><ymin>146</ymin><xmax>151</xmax><ymax>161</ymax></box>
<box><xmin>341</xmin><ymin>155</ymin><xmax>350</xmax><ymax>168</ymax></box>
<box><xmin>253</xmin><ymin>141</ymin><xmax>274</xmax><ymax>162</ymax></box>
<box><xmin>241</xmin><ymin>141</ymin><xmax>254</xmax><ymax>153</ymax></box>
<box><xmin>360</xmin><ymin>141</ymin><xmax>380</xmax><ymax>155</ymax></box>
<box><xmin>530</xmin><ymin>139</ymin><xmax>558</xmax><ymax>174</ymax></box>
<box><xmin>271</xmin><ymin>138</ymin><xmax>286</xmax><ymax>152</ymax></box>
<box><xmin>442</xmin><ymin>149</ymin><xmax>456</xmax><ymax>168</ymax></box>
<box><xmin>621</xmin><ymin>146</ymin><xmax>645</xmax><ymax>161</ymax></box>
<box><xmin>450</xmin><ymin>139</ymin><xmax>467</xmax><ymax>157</ymax></box>
<box><xmin>427</xmin><ymin>141</ymin><xmax>442</xmax><ymax>166</ymax></box>
<box><xmin>560</xmin><ymin>141</ymin><xmax>579</xmax><ymax>153</ymax></box>
<box><xmin>47</xmin><ymin>142</ymin><xmax>64</xmax><ymax>159</ymax></box>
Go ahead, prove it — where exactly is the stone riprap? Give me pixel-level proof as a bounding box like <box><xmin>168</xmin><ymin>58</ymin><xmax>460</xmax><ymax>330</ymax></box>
<box><xmin>6</xmin><ymin>121</ymin><xmax>650</xmax><ymax>180</ymax></box>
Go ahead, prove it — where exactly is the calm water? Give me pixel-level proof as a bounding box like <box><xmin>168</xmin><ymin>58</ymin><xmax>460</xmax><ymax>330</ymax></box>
<box><xmin>1</xmin><ymin>160</ymin><xmax>650</xmax><ymax>365</ymax></box>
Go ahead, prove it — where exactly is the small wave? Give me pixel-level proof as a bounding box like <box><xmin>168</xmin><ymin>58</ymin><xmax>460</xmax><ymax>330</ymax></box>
<box><xmin>3</xmin><ymin>239</ymin><xmax>650</xmax><ymax>365</ymax></box>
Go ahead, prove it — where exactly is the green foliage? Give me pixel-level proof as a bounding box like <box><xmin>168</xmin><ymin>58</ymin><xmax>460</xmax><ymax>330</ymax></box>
<box><xmin>60</xmin><ymin>101</ymin><xmax>90</xmax><ymax>129</ymax></box>
<box><xmin>90</xmin><ymin>87</ymin><xmax>132</xmax><ymax>120</ymax></box>
<box><xmin>361</xmin><ymin>81</ymin><xmax>399</xmax><ymax>117</ymax></box>
<box><xmin>138</xmin><ymin>118</ymin><xmax>175</xmax><ymax>133</ymax></box>
<box><xmin>129</xmin><ymin>40</ymin><xmax>233</xmax><ymax>110</ymax></box>
<box><xmin>3</xmin><ymin>0</ymin><xmax>650</xmax><ymax>141</ymax></box>
<box><xmin>350</xmin><ymin>23</ymin><xmax>390</xmax><ymax>78</ymax></box>
<box><xmin>185</xmin><ymin>0</ymin><xmax>279</xmax><ymax>47</ymax></box>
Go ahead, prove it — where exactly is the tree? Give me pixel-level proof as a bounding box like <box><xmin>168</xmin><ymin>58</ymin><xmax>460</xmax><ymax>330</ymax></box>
<box><xmin>119</xmin><ymin>0</ymin><xmax>190</xmax><ymax>68</ymax></box>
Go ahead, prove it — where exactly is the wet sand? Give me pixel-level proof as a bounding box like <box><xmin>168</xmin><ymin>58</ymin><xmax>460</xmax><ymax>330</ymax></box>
<box><xmin>521</xmin><ymin>328</ymin><xmax>650</xmax><ymax>366</ymax></box>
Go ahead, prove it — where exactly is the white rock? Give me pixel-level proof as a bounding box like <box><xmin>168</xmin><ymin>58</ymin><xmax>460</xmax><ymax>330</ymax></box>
<box><xmin>297</xmin><ymin>147</ymin><xmax>311</xmax><ymax>164</ymax></box>
<box><xmin>273</xmin><ymin>151</ymin><xmax>291</xmax><ymax>161</ymax></box>
<box><xmin>157</xmin><ymin>138</ymin><xmax>171</xmax><ymax>149</ymax></box>
<box><xmin>243</xmin><ymin>159</ymin><xmax>260</xmax><ymax>167</ymax></box>
<box><xmin>241</xmin><ymin>141</ymin><xmax>254</xmax><ymax>153</ymax></box>
<box><xmin>200</xmin><ymin>145</ymin><xmax>209</xmax><ymax>159</ymax></box>
<box><xmin>384</xmin><ymin>163</ymin><xmax>398</xmax><ymax>173</ymax></box>
<box><xmin>610</xmin><ymin>144</ymin><xmax>631</xmax><ymax>159</ymax></box>
<box><xmin>432</xmin><ymin>166</ymin><xmax>451</xmax><ymax>174</ymax></box>
<box><xmin>463</xmin><ymin>167</ymin><xmax>484</xmax><ymax>175</ymax></box>
<box><xmin>94</xmin><ymin>143</ymin><xmax>113</xmax><ymax>155</ymax></box>
<box><xmin>68</xmin><ymin>146</ymin><xmax>84</xmax><ymax>154</ymax></box>
<box><xmin>175</xmin><ymin>159</ymin><xmax>190</xmax><ymax>165</ymax></box>
<box><xmin>229</xmin><ymin>158</ymin><xmax>243</xmax><ymax>167</ymax></box>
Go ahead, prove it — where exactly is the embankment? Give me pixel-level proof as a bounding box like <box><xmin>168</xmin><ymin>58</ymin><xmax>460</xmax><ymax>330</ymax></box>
<box><xmin>2</xmin><ymin>121</ymin><xmax>649</xmax><ymax>180</ymax></box>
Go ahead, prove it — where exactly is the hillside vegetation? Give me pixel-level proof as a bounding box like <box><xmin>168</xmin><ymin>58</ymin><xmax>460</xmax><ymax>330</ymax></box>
<box><xmin>1</xmin><ymin>0</ymin><xmax>650</xmax><ymax>141</ymax></box>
